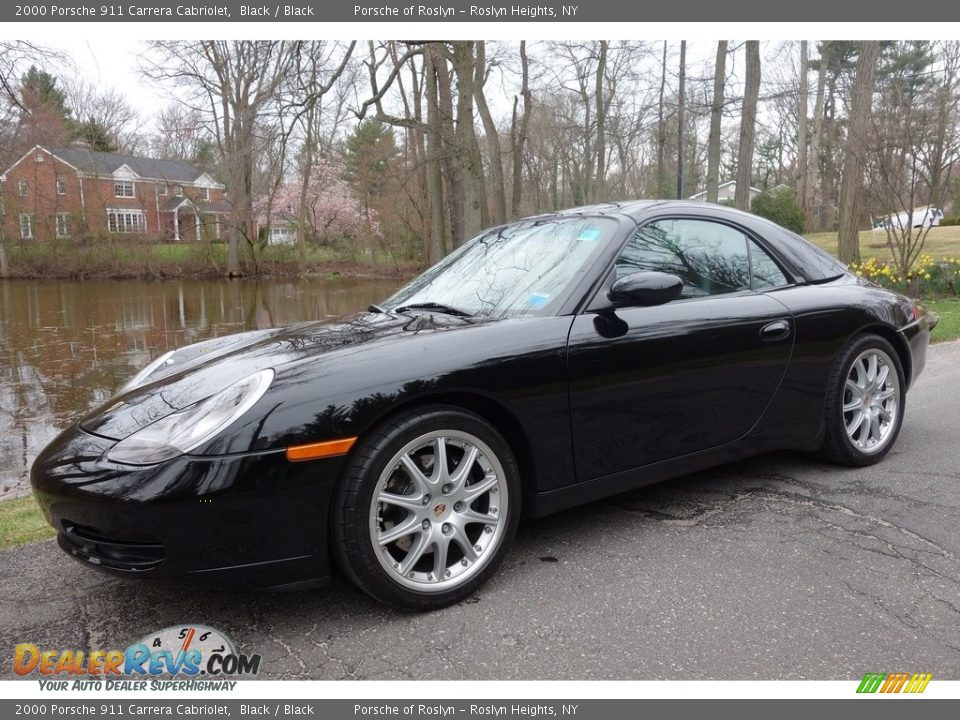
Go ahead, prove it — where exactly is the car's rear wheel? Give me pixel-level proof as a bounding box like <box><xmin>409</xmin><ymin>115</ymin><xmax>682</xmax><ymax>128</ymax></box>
<box><xmin>820</xmin><ymin>334</ymin><xmax>905</xmax><ymax>466</ymax></box>
<box><xmin>333</xmin><ymin>406</ymin><xmax>520</xmax><ymax>610</ymax></box>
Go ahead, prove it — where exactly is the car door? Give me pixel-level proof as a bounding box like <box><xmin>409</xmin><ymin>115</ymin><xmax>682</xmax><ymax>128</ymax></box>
<box><xmin>567</xmin><ymin>216</ymin><xmax>795</xmax><ymax>482</ymax></box>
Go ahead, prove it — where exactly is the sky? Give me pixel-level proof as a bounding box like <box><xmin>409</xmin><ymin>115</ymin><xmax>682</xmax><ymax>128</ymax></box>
<box><xmin>48</xmin><ymin>38</ymin><xmax>172</xmax><ymax>130</ymax></box>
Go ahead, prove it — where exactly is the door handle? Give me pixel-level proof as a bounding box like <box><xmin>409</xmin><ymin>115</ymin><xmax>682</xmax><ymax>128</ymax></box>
<box><xmin>760</xmin><ymin>320</ymin><xmax>791</xmax><ymax>341</ymax></box>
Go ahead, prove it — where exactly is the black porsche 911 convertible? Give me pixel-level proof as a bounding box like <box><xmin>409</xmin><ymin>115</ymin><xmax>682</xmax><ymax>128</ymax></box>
<box><xmin>32</xmin><ymin>200</ymin><xmax>936</xmax><ymax>609</ymax></box>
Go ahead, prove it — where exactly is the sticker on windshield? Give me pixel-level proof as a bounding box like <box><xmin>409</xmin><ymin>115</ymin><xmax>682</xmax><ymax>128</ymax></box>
<box><xmin>527</xmin><ymin>293</ymin><xmax>550</xmax><ymax>308</ymax></box>
<box><xmin>578</xmin><ymin>227</ymin><xmax>602</xmax><ymax>241</ymax></box>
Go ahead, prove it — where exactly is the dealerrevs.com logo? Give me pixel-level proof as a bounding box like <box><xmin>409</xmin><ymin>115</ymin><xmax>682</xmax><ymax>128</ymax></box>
<box><xmin>14</xmin><ymin>625</ymin><xmax>260</xmax><ymax>691</ymax></box>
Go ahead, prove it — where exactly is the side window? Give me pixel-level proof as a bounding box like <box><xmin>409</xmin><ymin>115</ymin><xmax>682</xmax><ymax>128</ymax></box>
<box><xmin>616</xmin><ymin>219</ymin><xmax>752</xmax><ymax>299</ymax></box>
<box><xmin>748</xmin><ymin>240</ymin><xmax>789</xmax><ymax>289</ymax></box>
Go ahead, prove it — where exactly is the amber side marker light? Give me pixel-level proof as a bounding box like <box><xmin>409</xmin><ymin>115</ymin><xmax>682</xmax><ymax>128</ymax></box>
<box><xmin>286</xmin><ymin>437</ymin><xmax>357</xmax><ymax>462</ymax></box>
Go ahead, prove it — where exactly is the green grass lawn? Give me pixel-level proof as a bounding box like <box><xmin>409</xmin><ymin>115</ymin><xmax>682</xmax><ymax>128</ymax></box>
<box><xmin>806</xmin><ymin>226</ymin><xmax>960</xmax><ymax>262</ymax></box>
<box><xmin>921</xmin><ymin>297</ymin><xmax>960</xmax><ymax>343</ymax></box>
<box><xmin>0</xmin><ymin>495</ymin><xmax>54</xmax><ymax>550</ymax></box>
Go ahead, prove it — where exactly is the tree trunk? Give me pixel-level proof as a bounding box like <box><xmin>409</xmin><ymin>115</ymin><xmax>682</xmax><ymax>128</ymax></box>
<box><xmin>656</xmin><ymin>41</ymin><xmax>668</xmax><ymax>198</ymax></box>
<box><xmin>0</xmin><ymin>243</ymin><xmax>8</xmax><ymax>278</ymax></box>
<box><xmin>474</xmin><ymin>42</ymin><xmax>507</xmax><ymax>225</ymax></box>
<box><xmin>510</xmin><ymin>41</ymin><xmax>531</xmax><ymax>219</ymax></box>
<box><xmin>451</xmin><ymin>42</ymin><xmax>485</xmax><ymax>244</ymax></box>
<box><xmin>806</xmin><ymin>42</ymin><xmax>829</xmax><ymax>229</ymax></box>
<box><xmin>706</xmin><ymin>41</ymin><xmax>727</xmax><ymax>204</ymax></box>
<box><xmin>424</xmin><ymin>46</ymin><xmax>447</xmax><ymax>264</ymax></box>
<box><xmin>735</xmin><ymin>41</ymin><xmax>761</xmax><ymax>211</ymax></box>
<box><xmin>837</xmin><ymin>41</ymin><xmax>880</xmax><ymax>265</ymax></box>
<box><xmin>433</xmin><ymin>46</ymin><xmax>461</xmax><ymax>254</ymax></box>
<box><xmin>676</xmin><ymin>40</ymin><xmax>687</xmax><ymax>199</ymax></box>
<box><xmin>296</xmin><ymin>114</ymin><xmax>315</xmax><ymax>270</ymax></box>
<box><xmin>796</xmin><ymin>41</ymin><xmax>809</xmax><ymax>215</ymax></box>
<box><xmin>594</xmin><ymin>40</ymin><xmax>608</xmax><ymax>203</ymax></box>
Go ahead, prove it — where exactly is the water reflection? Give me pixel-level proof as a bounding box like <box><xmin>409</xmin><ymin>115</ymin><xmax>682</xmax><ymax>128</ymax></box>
<box><xmin>0</xmin><ymin>277</ymin><xmax>405</xmax><ymax>498</ymax></box>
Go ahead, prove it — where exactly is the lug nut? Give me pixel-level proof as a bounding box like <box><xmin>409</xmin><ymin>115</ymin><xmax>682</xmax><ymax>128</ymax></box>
<box><xmin>474</xmin><ymin>544</ymin><xmax>482</xmax><ymax>552</ymax></box>
<box><xmin>454</xmin><ymin>502</ymin><xmax>464</xmax><ymax>512</ymax></box>
<box><xmin>422</xmin><ymin>519</ymin><xmax>431</xmax><ymax>530</ymax></box>
<box><xmin>442</xmin><ymin>483</ymin><xmax>453</xmax><ymax>494</ymax></box>
<box><xmin>422</xmin><ymin>494</ymin><xmax>431</xmax><ymax>505</ymax></box>
<box><xmin>442</xmin><ymin>523</ymin><xmax>452</xmax><ymax>533</ymax></box>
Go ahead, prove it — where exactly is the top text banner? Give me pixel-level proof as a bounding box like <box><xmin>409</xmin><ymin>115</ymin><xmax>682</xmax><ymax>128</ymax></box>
<box><xmin>6</xmin><ymin>0</ymin><xmax>960</xmax><ymax>23</ymax></box>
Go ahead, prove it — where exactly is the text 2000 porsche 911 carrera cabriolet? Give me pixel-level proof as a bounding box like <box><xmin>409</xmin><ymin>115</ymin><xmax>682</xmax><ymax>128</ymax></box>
<box><xmin>32</xmin><ymin>201</ymin><xmax>936</xmax><ymax>609</ymax></box>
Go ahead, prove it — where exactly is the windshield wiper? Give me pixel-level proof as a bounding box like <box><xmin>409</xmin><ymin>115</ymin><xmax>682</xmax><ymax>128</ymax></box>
<box><xmin>393</xmin><ymin>302</ymin><xmax>474</xmax><ymax>317</ymax></box>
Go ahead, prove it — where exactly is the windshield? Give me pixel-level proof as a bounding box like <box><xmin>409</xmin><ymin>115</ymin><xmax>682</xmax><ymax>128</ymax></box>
<box><xmin>384</xmin><ymin>217</ymin><xmax>617</xmax><ymax>318</ymax></box>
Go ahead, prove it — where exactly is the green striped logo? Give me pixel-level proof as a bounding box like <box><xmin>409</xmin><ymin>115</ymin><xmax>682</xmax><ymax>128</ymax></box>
<box><xmin>857</xmin><ymin>672</ymin><xmax>932</xmax><ymax>694</ymax></box>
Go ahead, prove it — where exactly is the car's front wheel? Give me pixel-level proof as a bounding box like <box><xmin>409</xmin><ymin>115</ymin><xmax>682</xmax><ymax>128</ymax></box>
<box><xmin>333</xmin><ymin>406</ymin><xmax>520</xmax><ymax>610</ymax></box>
<box><xmin>820</xmin><ymin>333</ymin><xmax>905</xmax><ymax>466</ymax></box>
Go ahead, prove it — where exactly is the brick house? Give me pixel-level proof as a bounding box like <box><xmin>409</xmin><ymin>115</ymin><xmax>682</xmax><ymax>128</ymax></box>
<box><xmin>0</xmin><ymin>145</ymin><xmax>229</xmax><ymax>244</ymax></box>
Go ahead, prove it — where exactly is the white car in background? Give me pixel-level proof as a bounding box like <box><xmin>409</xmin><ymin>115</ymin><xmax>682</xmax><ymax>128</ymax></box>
<box><xmin>874</xmin><ymin>207</ymin><xmax>943</xmax><ymax>230</ymax></box>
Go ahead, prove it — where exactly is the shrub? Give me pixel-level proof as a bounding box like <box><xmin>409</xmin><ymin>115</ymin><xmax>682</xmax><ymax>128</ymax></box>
<box><xmin>848</xmin><ymin>254</ymin><xmax>960</xmax><ymax>297</ymax></box>
<box><xmin>939</xmin><ymin>216</ymin><xmax>960</xmax><ymax>227</ymax></box>
<box><xmin>750</xmin><ymin>189</ymin><xmax>805</xmax><ymax>234</ymax></box>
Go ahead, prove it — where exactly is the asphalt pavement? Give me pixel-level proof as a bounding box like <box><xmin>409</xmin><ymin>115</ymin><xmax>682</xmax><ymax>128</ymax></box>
<box><xmin>2</xmin><ymin>342</ymin><xmax>959</xmax><ymax>680</ymax></box>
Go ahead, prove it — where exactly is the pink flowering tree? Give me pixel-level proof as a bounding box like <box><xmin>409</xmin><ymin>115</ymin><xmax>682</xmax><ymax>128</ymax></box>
<box><xmin>262</xmin><ymin>158</ymin><xmax>380</xmax><ymax>249</ymax></box>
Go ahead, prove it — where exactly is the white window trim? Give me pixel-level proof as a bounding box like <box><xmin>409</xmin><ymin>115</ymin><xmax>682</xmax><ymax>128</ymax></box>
<box><xmin>18</xmin><ymin>179</ymin><xmax>28</xmax><ymax>197</ymax></box>
<box><xmin>19</xmin><ymin>213</ymin><xmax>33</xmax><ymax>240</ymax></box>
<box><xmin>114</xmin><ymin>179</ymin><xmax>135</xmax><ymax>198</ymax></box>
<box><xmin>106</xmin><ymin>208</ymin><xmax>146</xmax><ymax>234</ymax></box>
<box><xmin>158</xmin><ymin>183</ymin><xmax>168</xmax><ymax>196</ymax></box>
<box><xmin>56</xmin><ymin>176</ymin><xmax>66</xmax><ymax>195</ymax></box>
<box><xmin>199</xmin><ymin>187</ymin><xmax>210</xmax><ymax>201</ymax></box>
<box><xmin>174</xmin><ymin>185</ymin><xmax>184</xmax><ymax>197</ymax></box>
<box><xmin>55</xmin><ymin>213</ymin><xmax>70</xmax><ymax>239</ymax></box>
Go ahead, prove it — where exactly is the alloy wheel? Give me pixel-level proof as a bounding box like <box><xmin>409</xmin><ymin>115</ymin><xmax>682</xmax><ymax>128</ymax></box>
<box><xmin>368</xmin><ymin>430</ymin><xmax>508</xmax><ymax>592</ymax></box>
<box><xmin>843</xmin><ymin>347</ymin><xmax>901</xmax><ymax>455</ymax></box>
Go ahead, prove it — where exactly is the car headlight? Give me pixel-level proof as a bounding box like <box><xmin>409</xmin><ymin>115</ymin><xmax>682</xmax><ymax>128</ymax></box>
<box><xmin>119</xmin><ymin>350</ymin><xmax>176</xmax><ymax>394</ymax></box>
<box><xmin>107</xmin><ymin>369</ymin><xmax>275</xmax><ymax>466</ymax></box>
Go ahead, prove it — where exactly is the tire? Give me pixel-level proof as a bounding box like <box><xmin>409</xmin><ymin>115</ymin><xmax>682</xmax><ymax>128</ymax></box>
<box><xmin>819</xmin><ymin>333</ymin><xmax>906</xmax><ymax>466</ymax></box>
<box><xmin>332</xmin><ymin>405</ymin><xmax>521</xmax><ymax>610</ymax></box>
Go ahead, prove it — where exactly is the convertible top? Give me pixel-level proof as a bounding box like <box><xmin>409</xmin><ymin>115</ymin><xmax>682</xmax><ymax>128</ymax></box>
<box><xmin>528</xmin><ymin>199</ymin><xmax>849</xmax><ymax>285</ymax></box>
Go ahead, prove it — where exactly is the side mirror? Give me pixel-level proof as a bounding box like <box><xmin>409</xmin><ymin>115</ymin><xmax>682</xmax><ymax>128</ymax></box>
<box><xmin>608</xmin><ymin>271</ymin><xmax>683</xmax><ymax>307</ymax></box>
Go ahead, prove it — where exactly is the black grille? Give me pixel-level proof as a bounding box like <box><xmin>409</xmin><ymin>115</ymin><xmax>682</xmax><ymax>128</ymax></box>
<box><xmin>61</xmin><ymin>522</ymin><xmax>165</xmax><ymax>571</ymax></box>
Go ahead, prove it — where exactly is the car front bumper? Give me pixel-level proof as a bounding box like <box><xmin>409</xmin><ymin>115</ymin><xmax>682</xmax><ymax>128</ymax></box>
<box><xmin>30</xmin><ymin>425</ymin><xmax>345</xmax><ymax>589</ymax></box>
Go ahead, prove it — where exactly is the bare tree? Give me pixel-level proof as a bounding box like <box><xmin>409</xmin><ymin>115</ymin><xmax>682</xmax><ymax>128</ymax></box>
<box><xmin>796</xmin><ymin>41</ymin><xmax>809</xmax><ymax>214</ymax></box>
<box><xmin>510</xmin><ymin>41</ymin><xmax>532</xmax><ymax>218</ymax></box>
<box><xmin>735</xmin><ymin>41</ymin><xmax>761</xmax><ymax>211</ymax></box>
<box><xmin>706</xmin><ymin>41</ymin><xmax>728</xmax><ymax>203</ymax></box>
<box><xmin>837</xmin><ymin>41</ymin><xmax>880</xmax><ymax>265</ymax></box>
<box><xmin>143</xmin><ymin>41</ymin><xmax>301</xmax><ymax>277</ymax></box>
<box><xmin>61</xmin><ymin>80</ymin><xmax>144</xmax><ymax>153</ymax></box>
<box><xmin>805</xmin><ymin>42</ymin><xmax>830</xmax><ymax>228</ymax></box>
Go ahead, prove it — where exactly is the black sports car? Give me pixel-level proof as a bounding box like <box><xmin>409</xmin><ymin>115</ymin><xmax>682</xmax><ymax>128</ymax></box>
<box><xmin>32</xmin><ymin>201</ymin><xmax>936</xmax><ymax>610</ymax></box>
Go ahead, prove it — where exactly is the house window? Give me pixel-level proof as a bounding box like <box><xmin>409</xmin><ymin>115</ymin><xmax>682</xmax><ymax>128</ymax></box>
<box><xmin>199</xmin><ymin>187</ymin><xmax>210</xmax><ymax>201</ymax></box>
<box><xmin>19</xmin><ymin>213</ymin><xmax>33</xmax><ymax>240</ymax></box>
<box><xmin>114</xmin><ymin>180</ymin><xmax>135</xmax><ymax>198</ymax></box>
<box><xmin>56</xmin><ymin>213</ymin><xmax>70</xmax><ymax>239</ymax></box>
<box><xmin>106</xmin><ymin>209</ymin><xmax>145</xmax><ymax>234</ymax></box>
<box><xmin>174</xmin><ymin>185</ymin><xmax>184</xmax><ymax>197</ymax></box>
<box><xmin>18</xmin><ymin>179</ymin><xmax>28</xmax><ymax>197</ymax></box>
<box><xmin>158</xmin><ymin>183</ymin><xmax>168</xmax><ymax>196</ymax></box>
<box><xmin>56</xmin><ymin>176</ymin><xmax>66</xmax><ymax>195</ymax></box>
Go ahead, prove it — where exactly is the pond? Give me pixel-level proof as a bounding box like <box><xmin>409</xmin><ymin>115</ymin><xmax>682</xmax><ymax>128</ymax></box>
<box><xmin>0</xmin><ymin>277</ymin><xmax>406</xmax><ymax>499</ymax></box>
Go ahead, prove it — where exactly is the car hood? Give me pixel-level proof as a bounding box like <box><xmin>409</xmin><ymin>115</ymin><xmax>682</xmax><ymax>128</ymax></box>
<box><xmin>80</xmin><ymin>311</ymin><xmax>479</xmax><ymax>441</ymax></box>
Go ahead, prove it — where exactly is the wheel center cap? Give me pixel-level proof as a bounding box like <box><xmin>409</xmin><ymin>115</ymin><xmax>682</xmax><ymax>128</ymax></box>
<box><xmin>432</xmin><ymin>503</ymin><xmax>448</xmax><ymax>518</ymax></box>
